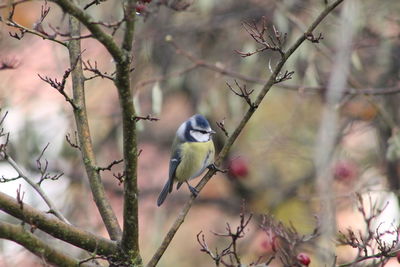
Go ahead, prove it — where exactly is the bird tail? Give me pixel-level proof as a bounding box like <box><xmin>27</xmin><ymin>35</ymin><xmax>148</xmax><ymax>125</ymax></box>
<box><xmin>157</xmin><ymin>178</ymin><xmax>173</xmax><ymax>206</ymax></box>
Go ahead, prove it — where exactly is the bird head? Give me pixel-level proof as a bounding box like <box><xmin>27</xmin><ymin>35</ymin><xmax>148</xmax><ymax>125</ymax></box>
<box><xmin>177</xmin><ymin>114</ymin><xmax>215</xmax><ymax>142</ymax></box>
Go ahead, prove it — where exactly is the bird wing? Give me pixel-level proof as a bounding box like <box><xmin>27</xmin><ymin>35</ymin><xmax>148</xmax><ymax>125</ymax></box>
<box><xmin>168</xmin><ymin>147</ymin><xmax>181</xmax><ymax>192</ymax></box>
<box><xmin>157</xmin><ymin>154</ymin><xmax>180</xmax><ymax>206</ymax></box>
<box><xmin>157</xmin><ymin>142</ymin><xmax>182</xmax><ymax>206</ymax></box>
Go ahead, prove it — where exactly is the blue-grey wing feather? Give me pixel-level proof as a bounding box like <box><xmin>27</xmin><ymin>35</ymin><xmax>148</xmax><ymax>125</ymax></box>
<box><xmin>169</xmin><ymin>148</ymin><xmax>181</xmax><ymax>184</ymax></box>
<box><xmin>157</xmin><ymin>147</ymin><xmax>181</xmax><ymax>206</ymax></box>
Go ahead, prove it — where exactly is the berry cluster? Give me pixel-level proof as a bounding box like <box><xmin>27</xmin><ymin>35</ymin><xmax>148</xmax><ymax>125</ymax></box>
<box><xmin>136</xmin><ymin>0</ymin><xmax>152</xmax><ymax>14</ymax></box>
<box><xmin>297</xmin><ymin>253</ymin><xmax>311</xmax><ymax>266</ymax></box>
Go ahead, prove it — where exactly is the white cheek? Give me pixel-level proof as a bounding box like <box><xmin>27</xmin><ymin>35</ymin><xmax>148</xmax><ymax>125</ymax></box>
<box><xmin>176</xmin><ymin>122</ymin><xmax>186</xmax><ymax>140</ymax></box>
<box><xmin>190</xmin><ymin>131</ymin><xmax>209</xmax><ymax>142</ymax></box>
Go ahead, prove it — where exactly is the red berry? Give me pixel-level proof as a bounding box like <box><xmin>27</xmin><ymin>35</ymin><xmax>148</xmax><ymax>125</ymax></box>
<box><xmin>135</xmin><ymin>4</ymin><xmax>146</xmax><ymax>14</ymax></box>
<box><xmin>297</xmin><ymin>253</ymin><xmax>311</xmax><ymax>266</ymax></box>
<box><xmin>260</xmin><ymin>240</ymin><xmax>270</xmax><ymax>251</ymax></box>
<box><xmin>333</xmin><ymin>161</ymin><xmax>359</xmax><ymax>182</ymax></box>
<box><xmin>228</xmin><ymin>157</ymin><xmax>249</xmax><ymax>178</ymax></box>
<box><xmin>260</xmin><ymin>232</ymin><xmax>278</xmax><ymax>253</ymax></box>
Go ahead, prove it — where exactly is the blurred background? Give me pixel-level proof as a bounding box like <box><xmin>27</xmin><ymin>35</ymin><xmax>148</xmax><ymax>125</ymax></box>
<box><xmin>0</xmin><ymin>0</ymin><xmax>400</xmax><ymax>266</ymax></box>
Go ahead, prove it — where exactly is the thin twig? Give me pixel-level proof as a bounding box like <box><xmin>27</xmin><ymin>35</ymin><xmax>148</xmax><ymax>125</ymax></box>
<box><xmin>38</xmin><ymin>54</ymin><xmax>82</xmax><ymax>110</ymax></box>
<box><xmin>51</xmin><ymin>0</ymin><xmax>124</xmax><ymax>62</ymax></box>
<box><xmin>235</xmin><ymin>18</ymin><xmax>286</xmax><ymax>57</ymax></box>
<box><xmin>82</xmin><ymin>60</ymin><xmax>115</xmax><ymax>81</ymax></box>
<box><xmin>3</xmin><ymin>153</ymin><xmax>70</xmax><ymax>224</ymax></box>
<box><xmin>66</xmin><ymin>132</ymin><xmax>81</xmax><ymax>150</ymax></box>
<box><xmin>226</xmin><ymin>80</ymin><xmax>257</xmax><ymax>109</ymax></box>
<box><xmin>216</xmin><ymin>118</ymin><xmax>229</xmax><ymax>138</ymax></box>
<box><xmin>83</xmin><ymin>0</ymin><xmax>107</xmax><ymax>10</ymax></box>
<box><xmin>0</xmin><ymin>58</ymin><xmax>20</xmax><ymax>70</ymax></box>
<box><xmin>91</xmin><ymin>18</ymin><xmax>125</xmax><ymax>36</ymax></box>
<box><xmin>337</xmin><ymin>249</ymin><xmax>400</xmax><ymax>267</ymax></box>
<box><xmin>337</xmin><ymin>193</ymin><xmax>399</xmax><ymax>266</ymax></box>
<box><xmin>16</xmin><ymin>184</ymin><xmax>25</xmax><ymax>210</ymax></box>
<box><xmin>36</xmin><ymin>143</ymin><xmax>64</xmax><ymax>186</ymax></box>
<box><xmin>133</xmin><ymin>115</ymin><xmax>160</xmax><ymax>122</ymax></box>
<box><xmin>0</xmin><ymin>175</ymin><xmax>21</xmax><ymax>183</ymax></box>
<box><xmin>113</xmin><ymin>171</ymin><xmax>125</xmax><ymax>185</ymax></box>
<box><xmin>5</xmin><ymin>3</ymin><xmax>67</xmax><ymax>47</ymax></box>
<box><xmin>95</xmin><ymin>159</ymin><xmax>123</xmax><ymax>172</ymax></box>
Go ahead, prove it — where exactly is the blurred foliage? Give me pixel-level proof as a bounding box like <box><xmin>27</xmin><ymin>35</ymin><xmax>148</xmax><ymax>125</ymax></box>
<box><xmin>0</xmin><ymin>0</ymin><xmax>400</xmax><ymax>266</ymax></box>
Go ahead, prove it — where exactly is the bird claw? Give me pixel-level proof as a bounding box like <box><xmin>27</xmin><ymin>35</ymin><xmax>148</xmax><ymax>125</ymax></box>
<box><xmin>185</xmin><ymin>180</ymin><xmax>199</xmax><ymax>196</ymax></box>
<box><xmin>207</xmin><ymin>163</ymin><xmax>227</xmax><ymax>173</ymax></box>
<box><xmin>188</xmin><ymin>185</ymin><xmax>199</xmax><ymax>196</ymax></box>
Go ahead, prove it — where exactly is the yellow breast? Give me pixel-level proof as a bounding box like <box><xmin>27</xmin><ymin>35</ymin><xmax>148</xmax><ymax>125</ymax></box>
<box><xmin>175</xmin><ymin>140</ymin><xmax>215</xmax><ymax>182</ymax></box>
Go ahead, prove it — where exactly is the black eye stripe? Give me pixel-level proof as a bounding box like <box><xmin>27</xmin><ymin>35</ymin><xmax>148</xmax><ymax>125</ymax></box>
<box><xmin>191</xmin><ymin>127</ymin><xmax>207</xmax><ymax>133</ymax></box>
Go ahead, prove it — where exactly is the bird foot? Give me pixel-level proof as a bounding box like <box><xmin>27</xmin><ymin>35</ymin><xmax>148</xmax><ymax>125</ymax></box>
<box><xmin>207</xmin><ymin>163</ymin><xmax>227</xmax><ymax>173</ymax></box>
<box><xmin>188</xmin><ymin>185</ymin><xmax>199</xmax><ymax>197</ymax></box>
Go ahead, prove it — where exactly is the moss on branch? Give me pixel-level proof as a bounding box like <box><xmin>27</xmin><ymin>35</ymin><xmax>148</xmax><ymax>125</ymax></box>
<box><xmin>0</xmin><ymin>221</ymin><xmax>83</xmax><ymax>267</ymax></box>
<box><xmin>0</xmin><ymin>192</ymin><xmax>118</xmax><ymax>257</ymax></box>
<box><xmin>67</xmin><ymin>8</ymin><xmax>122</xmax><ymax>241</ymax></box>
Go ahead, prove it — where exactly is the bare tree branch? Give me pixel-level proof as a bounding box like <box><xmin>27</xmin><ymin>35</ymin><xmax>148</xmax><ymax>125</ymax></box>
<box><xmin>5</xmin><ymin>2</ymin><xmax>68</xmax><ymax>47</ymax></box>
<box><xmin>118</xmin><ymin>1</ymin><xmax>142</xmax><ymax>263</ymax></box>
<box><xmin>260</xmin><ymin>215</ymin><xmax>319</xmax><ymax>266</ymax></box>
<box><xmin>133</xmin><ymin>115</ymin><xmax>160</xmax><ymax>122</ymax></box>
<box><xmin>49</xmin><ymin>0</ymin><xmax>142</xmax><ymax>262</ymax></box>
<box><xmin>0</xmin><ymin>221</ymin><xmax>89</xmax><ymax>267</ymax></box>
<box><xmin>95</xmin><ymin>159</ymin><xmax>123</xmax><ymax>172</ymax></box>
<box><xmin>67</xmin><ymin>9</ymin><xmax>122</xmax><ymax>240</ymax></box>
<box><xmin>0</xmin><ymin>191</ymin><xmax>118</xmax><ymax>256</ymax></box>
<box><xmin>36</xmin><ymin>143</ymin><xmax>64</xmax><ymax>186</ymax></box>
<box><xmin>226</xmin><ymin>80</ymin><xmax>257</xmax><ymax>109</ymax></box>
<box><xmin>216</xmin><ymin>118</ymin><xmax>229</xmax><ymax>138</ymax></box>
<box><xmin>38</xmin><ymin>54</ymin><xmax>80</xmax><ymax>110</ymax></box>
<box><xmin>314</xmin><ymin>1</ymin><xmax>360</xmax><ymax>263</ymax></box>
<box><xmin>66</xmin><ymin>131</ymin><xmax>81</xmax><ymax>150</ymax></box>
<box><xmin>83</xmin><ymin>0</ymin><xmax>107</xmax><ymax>10</ymax></box>
<box><xmin>50</xmin><ymin>0</ymin><xmax>124</xmax><ymax>62</ymax></box>
<box><xmin>208</xmin><ymin>212</ymin><xmax>253</xmax><ymax>266</ymax></box>
<box><xmin>1</xmin><ymin>152</ymin><xmax>70</xmax><ymax>224</ymax></box>
<box><xmin>337</xmin><ymin>193</ymin><xmax>400</xmax><ymax>267</ymax></box>
<box><xmin>235</xmin><ymin>19</ymin><xmax>287</xmax><ymax>58</ymax></box>
<box><xmin>83</xmin><ymin>60</ymin><xmax>115</xmax><ymax>81</ymax></box>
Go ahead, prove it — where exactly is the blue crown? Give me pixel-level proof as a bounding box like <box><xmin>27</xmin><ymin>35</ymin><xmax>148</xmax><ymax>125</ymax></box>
<box><xmin>193</xmin><ymin>114</ymin><xmax>210</xmax><ymax>129</ymax></box>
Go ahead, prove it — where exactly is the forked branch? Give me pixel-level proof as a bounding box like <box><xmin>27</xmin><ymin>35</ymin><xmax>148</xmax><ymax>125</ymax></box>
<box><xmin>235</xmin><ymin>18</ymin><xmax>287</xmax><ymax>57</ymax></box>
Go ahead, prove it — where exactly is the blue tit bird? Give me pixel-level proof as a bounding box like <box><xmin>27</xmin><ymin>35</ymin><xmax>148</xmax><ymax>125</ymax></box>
<box><xmin>157</xmin><ymin>114</ymin><xmax>215</xmax><ymax>206</ymax></box>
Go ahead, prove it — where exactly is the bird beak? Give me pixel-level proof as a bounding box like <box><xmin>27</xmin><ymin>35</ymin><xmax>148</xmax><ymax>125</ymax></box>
<box><xmin>209</xmin><ymin>129</ymin><xmax>216</xmax><ymax>134</ymax></box>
